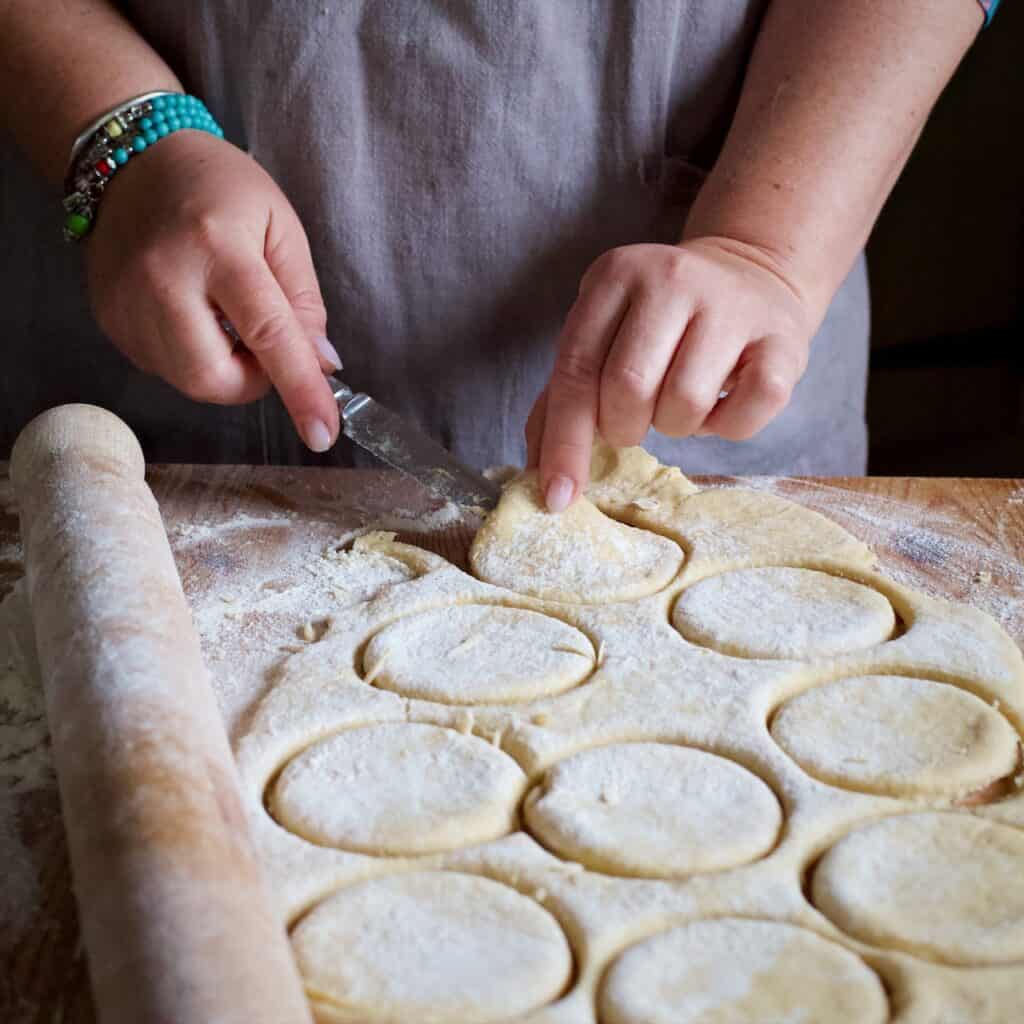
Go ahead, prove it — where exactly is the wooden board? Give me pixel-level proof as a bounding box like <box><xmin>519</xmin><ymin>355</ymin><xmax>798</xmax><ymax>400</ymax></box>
<box><xmin>2</xmin><ymin>464</ymin><xmax>1022</xmax><ymax>1023</ymax></box>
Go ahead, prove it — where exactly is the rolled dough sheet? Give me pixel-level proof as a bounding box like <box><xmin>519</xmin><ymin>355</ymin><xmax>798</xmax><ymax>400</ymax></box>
<box><xmin>231</xmin><ymin>443</ymin><xmax>1024</xmax><ymax>1023</ymax></box>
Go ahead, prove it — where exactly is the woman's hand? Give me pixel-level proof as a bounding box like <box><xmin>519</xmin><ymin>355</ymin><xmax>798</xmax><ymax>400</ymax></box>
<box><xmin>527</xmin><ymin>238</ymin><xmax>822</xmax><ymax>511</ymax></box>
<box><xmin>85</xmin><ymin>130</ymin><xmax>341</xmax><ymax>451</ymax></box>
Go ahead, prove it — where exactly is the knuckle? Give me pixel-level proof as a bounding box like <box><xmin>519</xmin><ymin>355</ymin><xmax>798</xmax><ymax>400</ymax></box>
<box><xmin>548</xmin><ymin>437</ymin><xmax>591</xmax><ymax>461</ymax></box>
<box><xmin>604</xmin><ymin>362</ymin><xmax>655</xmax><ymax>404</ymax></box>
<box><xmin>289</xmin><ymin>285</ymin><xmax>326</xmax><ymax>320</ymax></box>
<box><xmin>239</xmin><ymin>310</ymin><xmax>293</xmax><ymax>354</ymax></box>
<box><xmin>551</xmin><ymin>349</ymin><xmax>601</xmax><ymax>395</ymax></box>
<box><xmin>583</xmin><ymin>247</ymin><xmax>635</xmax><ymax>290</ymax></box>
<box><xmin>751</xmin><ymin>364</ymin><xmax>793</xmax><ymax>408</ymax></box>
<box><xmin>178</xmin><ymin>358</ymin><xmax>235</xmax><ymax>403</ymax></box>
<box><xmin>191</xmin><ymin>211</ymin><xmax>231</xmax><ymax>250</ymax></box>
<box><xmin>665</xmin><ymin>381</ymin><xmax>713</xmax><ymax>422</ymax></box>
<box><xmin>660</xmin><ymin>247</ymin><xmax>693</xmax><ymax>286</ymax></box>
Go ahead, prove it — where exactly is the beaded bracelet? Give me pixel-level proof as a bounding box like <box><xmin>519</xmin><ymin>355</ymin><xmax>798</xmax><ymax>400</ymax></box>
<box><xmin>62</xmin><ymin>92</ymin><xmax>224</xmax><ymax>242</ymax></box>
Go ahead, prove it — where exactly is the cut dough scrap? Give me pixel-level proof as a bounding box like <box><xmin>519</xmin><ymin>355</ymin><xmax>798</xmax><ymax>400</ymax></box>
<box><xmin>269</xmin><ymin>723</ymin><xmax>525</xmax><ymax>854</ymax></box>
<box><xmin>364</xmin><ymin>604</ymin><xmax>594</xmax><ymax>705</ymax></box>
<box><xmin>673</xmin><ymin>566</ymin><xmax>895</xmax><ymax>659</ymax></box>
<box><xmin>665</xmin><ymin>486</ymin><xmax>878</xmax><ymax>572</ymax></box>
<box><xmin>771</xmin><ymin>675</ymin><xmax>1020</xmax><ymax>799</ymax></box>
<box><xmin>585</xmin><ymin>441</ymin><xmax>700</xmax><ymax>517</ymax></box>
<box><xmin>469</xmin><ymin>472</ymin><xmax>684</xmax><ymax>603</ymax></box>
<box><xmin>812</xmin><ymin>812</ymin><xmax>1024</xmax><ymax>965</ymax></box>
<box><xmin>523</xmin><ymin>743</ymin><xmax>781</xmax><ymax>878</ymax></box>
<box><xmin>600</xmin><ymin>917</ymin><xmax>888</xmax><ymax>1024</ymax></box>
<box><xmin>292</xmin><ymin>871</ymin><xmax>572</xmax><ymax>1024</ymax></box>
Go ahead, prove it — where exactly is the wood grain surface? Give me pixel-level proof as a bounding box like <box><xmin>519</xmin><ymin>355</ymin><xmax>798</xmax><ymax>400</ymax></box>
<box><xmin>1</xmin><ymin>463</ymin><xmax>1022</xmax><ymax>1023</ymax></box>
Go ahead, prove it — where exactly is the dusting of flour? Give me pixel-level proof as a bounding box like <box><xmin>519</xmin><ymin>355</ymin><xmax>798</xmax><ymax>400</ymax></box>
<box><xmin>175</xmin><ymin>519</ymin><xmax>417</xmax><ymax>738</ymax></box>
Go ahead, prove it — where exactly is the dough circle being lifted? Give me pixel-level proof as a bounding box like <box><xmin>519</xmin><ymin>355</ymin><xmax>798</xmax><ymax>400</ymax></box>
<box><xmin>672</xmin><ymin>566</ymin><xmax>895</xmax><ymax>659</ymax></box>
<box><xmin>812</xmin><ymin>813</ymin><xmax>1024</xmax><ymax>965</ymax></box>
<box><xmin>469</xmin><ymin>474</ymin><xmax>684</xmax><ymax>603</ymax></box>
<box><xmin>600</xmin><ymin>917</ymin><xmax>888</xmax><ymax>1024</ymax></box>
<box><xmin>524</xmin><ymin>743</ymin><xmax>781</xmax><ymax>877</ymax></box>
<box><xmin>363</xmin><ymin>604</ymin><xmax>594</xmax><ymax>704</ymax></box>
<box><xmin>291</xmin><ymin>871</ymin><xmax>572</xmax><ymax>1023</ymax></box>
<box><xmin>771</xmin><ymin>675</ymin><xmax>1020</xmax><ymax>799</ymax></box>
<box><xmin>269</xmin><ymin>723</ymin><xmax>525</xmax><ymax>854</ymax></box>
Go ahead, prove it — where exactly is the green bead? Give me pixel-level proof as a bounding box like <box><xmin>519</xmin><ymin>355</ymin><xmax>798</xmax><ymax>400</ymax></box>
<box><xmin>153</xmin><ymin>95</ymin><xmax>166</xmax><ymax>111</ymax></box>
<box><xmin>157</xmin><ymin>124</ymin><xmax>170</xmax><ymax>138</ymax></box>
<box><xmin>65</xmin><ymin>212</ymin><xmax>90</xmax><ymax>237</ymax></box>
<box><xmin>131</xmin><ymin>135</ymin><xmax>147</xmax><ymax>152</ymax></box>
<box><xmin>113</xmin><ymin>147</ymin><xmax>129</xmax><ymax>165</ymax></box>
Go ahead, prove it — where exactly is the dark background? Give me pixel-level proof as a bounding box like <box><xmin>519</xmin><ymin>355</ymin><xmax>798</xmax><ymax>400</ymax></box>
<box><xmin>865</xmin><ymin>1</ymin><xmax>1022</xmax><ymax>476</ymax></box>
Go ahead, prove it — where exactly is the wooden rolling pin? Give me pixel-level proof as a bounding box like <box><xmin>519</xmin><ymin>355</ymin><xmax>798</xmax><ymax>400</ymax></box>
<box><xmin>11</xmin><ymin>405</ymin><xmax>312</xmax><ymax>1024</ymax></box>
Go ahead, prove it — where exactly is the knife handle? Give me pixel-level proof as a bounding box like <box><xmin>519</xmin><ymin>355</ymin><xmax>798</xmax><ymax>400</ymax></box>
<box><xmin>327</xmin><ymin>374</ymin><xmax>355</xmax><ymax>406</ymax></box>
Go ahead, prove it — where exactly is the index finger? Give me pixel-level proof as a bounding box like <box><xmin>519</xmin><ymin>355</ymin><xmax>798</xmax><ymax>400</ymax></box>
<box><xmin>211</xmin><ymin>258</ymin><xmax>339</xmax><ymax>452</ymax></box>
<box><xmin>538</xmin><ymin>285</ymin><xmax>628</xmax><ymax>511</ymax></box>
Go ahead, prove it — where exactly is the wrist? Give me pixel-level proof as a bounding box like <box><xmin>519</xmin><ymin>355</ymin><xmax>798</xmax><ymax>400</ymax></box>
<box><xmin>682</xmin><ymin>180</ymin><xmax>856</xmax><ymax>321</ymax></box>
<box><xmin>63</xmin><ymin>92</ymin><xmax>223</xmax><ymax>241</ymax></box>
<box><xmin>676</xmin><ymin>229</ymin><xmax>830</xmax><ymax>328</ymax></box>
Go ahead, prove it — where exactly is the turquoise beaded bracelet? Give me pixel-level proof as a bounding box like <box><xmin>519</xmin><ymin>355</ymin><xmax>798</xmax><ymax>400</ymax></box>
<box><xmin>62</xmin><ymin>92</ymin><xmax>224</xmax><ymax>242</ymax></box>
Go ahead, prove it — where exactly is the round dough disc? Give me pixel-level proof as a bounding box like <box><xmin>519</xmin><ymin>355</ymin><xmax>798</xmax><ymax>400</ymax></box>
<box><xmin>672</xmin><ymin>567</ymin><xmax>895</xmax><ymax>659</ymax></box>
<box><xmin>364</xmin><ymin>604</ymin><xmax>594</xmax><ymax>704</ymax></box>
<box><xmin>771</xmin><ymin>675</ymin><xmax>1020</xmax><ymax>798</ymax></box>
<box><xmin>523</xmin><ymin>743</ymin><xmax>781</xmax><ymax>877</ymax></box>
<box><xmin>469</xmin><ymin>476</ymin><xmax>684</xmax><ymax>603</ymax></box>
<box><xmin>292</xmin><ymin>871</ymin><xmax>572</xmax><ymax>1023</ymax></box>
<box><xmin>812</xmin><ymin>812</ymin><xmax>1024</xmax><ymax>965</ymax></box>
<box><xmin>269</xmin><ymin>723</ymin><xmax>525</xmax><ymax>854</ymax></box>
<box><xmin>600</xmin><ymin>917</ymin><xmax>888</xmax><ymax>1024</ymax></box>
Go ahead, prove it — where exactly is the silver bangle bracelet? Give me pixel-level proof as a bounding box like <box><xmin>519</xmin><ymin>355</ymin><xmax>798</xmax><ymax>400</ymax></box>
<box><xmin>63</xmin><ymin>91</ymin><xmax>175</xmax><ymax>189</ymax></box>
<box><xmin>61</xmin><ymin>91</ymin><xmax>224</xmax><ymax>242</ymax></box>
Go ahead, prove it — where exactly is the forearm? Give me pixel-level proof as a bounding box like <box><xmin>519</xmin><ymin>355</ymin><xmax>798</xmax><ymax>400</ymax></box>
<box><xmin>0</xmin><ymin>0</ymin><xmax>180</xmax><ymax>186</ymax></box>
<box><xmin>684</xmin><ymin>0</ymin><xmax>983</xmax><ymax>313</ymax></box>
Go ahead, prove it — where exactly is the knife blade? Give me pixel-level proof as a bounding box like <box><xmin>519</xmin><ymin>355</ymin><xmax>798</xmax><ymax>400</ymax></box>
<box><xmin>327</xmin><ymin>376</ymin><xmax>501</xmax><ymax>511</ymax></box>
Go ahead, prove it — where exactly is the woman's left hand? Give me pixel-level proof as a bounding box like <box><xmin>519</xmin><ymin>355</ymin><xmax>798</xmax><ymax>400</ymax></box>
<box><xmin>527</xmin><ymin>237</ymin><xmax>823</xmax><ymax>512</ymax></box>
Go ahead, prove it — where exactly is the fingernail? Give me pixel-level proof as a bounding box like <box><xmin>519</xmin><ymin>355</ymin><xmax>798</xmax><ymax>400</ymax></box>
<box><xmin>313</xmin><ymin>334</ymin><xmax>342</xmax><ymax>371</ymax></box>
<box><xmin>545</xmin><ymin>474</ymin><xmax>575</xmax><ymax>513</ymax></box>
<box><xmin>303</xmin><ymin>418</ymin><xmax>333</xmax><ymax>453</ymax></box>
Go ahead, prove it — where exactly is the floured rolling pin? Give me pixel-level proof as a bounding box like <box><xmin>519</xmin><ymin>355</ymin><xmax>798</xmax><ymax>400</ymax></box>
<box><xmin>11</xmin><ymin>405</ymin><xmax>311</xmax><ymax>1024</ymax></box>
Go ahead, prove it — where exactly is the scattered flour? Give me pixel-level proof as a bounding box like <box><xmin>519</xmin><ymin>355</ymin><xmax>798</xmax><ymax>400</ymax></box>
<box><xmin>178</xmin><ymin>525</ymin><xmax>417</xmax><ymax>737</ymax></box>
<box><xmin>168</xmin><ymin>512</ymin><xmax>299</xmax><ymax>545</ymax></box>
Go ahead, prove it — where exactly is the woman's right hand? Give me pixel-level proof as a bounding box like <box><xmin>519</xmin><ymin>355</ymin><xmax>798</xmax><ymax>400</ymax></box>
<box><xmin>84</xmin><ymin>129</ymin><xmax>342</xmax><ymax>452</ymax></box>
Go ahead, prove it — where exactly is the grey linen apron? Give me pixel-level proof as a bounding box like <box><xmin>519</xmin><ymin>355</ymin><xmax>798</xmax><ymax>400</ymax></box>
<box><xmin>0</xmin><ymin>1</ymin><xmax>869</xmax><ymax>474</ymax></box>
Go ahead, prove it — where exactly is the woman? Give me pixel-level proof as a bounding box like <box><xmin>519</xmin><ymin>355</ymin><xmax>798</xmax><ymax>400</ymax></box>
<box><xmin>0</xmin><ymin>2</ymin><xmax>994</xmax><ymax>510</ymax></box>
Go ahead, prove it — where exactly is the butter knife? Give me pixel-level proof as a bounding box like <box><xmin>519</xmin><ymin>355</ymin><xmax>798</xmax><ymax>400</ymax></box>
<box><xmin>327</xmin><ymin>376</ymin><xmax>501</xmax><ymax>511</ymax></box>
